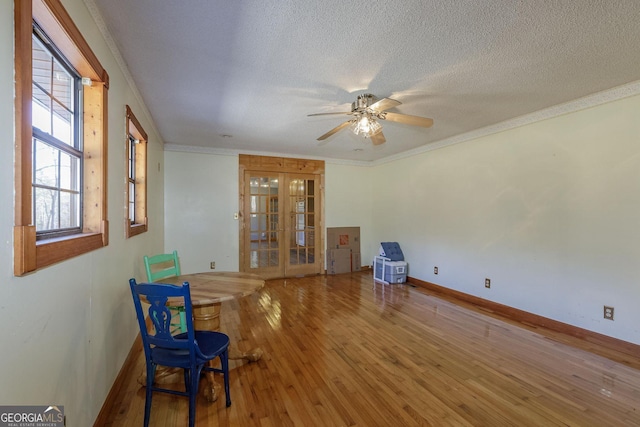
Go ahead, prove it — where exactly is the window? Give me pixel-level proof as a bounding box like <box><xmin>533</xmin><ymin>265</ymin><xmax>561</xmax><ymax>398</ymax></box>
<box><xmin>32</xmin><ymin>25</ymin><xmax>82</xmax><ymax>239</ymax></box>
<box><xmin>125</xmin><ymin>105</ymin><xmax>148</xmax><ymax>238</ymax></box>
<box><xmin>14</xmin><ymin>0</ymin><xmax>109</xmax><ymax>275</ymax></box>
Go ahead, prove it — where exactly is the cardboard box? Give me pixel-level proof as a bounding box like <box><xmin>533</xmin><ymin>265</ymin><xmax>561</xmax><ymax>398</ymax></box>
<box><xmin>327</xmin><ymin>227</ymin><xmax>360</xmax><ymax>252</ymax></box>
<box><xmin>327</xmin><ymin>227</ymin><xmax>362</xmax><ymax>272</ymax></box>
<box><xmin>352</xmin><ymin>252</ymin><xmax>361</xmax><ymax>272</ymax></box>
<box><xmin>327</xmin><ymin>248</ymin><xmax>352</xmax><ymax>275</ymax></box>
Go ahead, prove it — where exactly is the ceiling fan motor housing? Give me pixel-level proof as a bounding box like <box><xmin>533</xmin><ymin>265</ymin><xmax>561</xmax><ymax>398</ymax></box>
<box><xmin>352</xmin><ymin>94</ymin><xmax>377</xmax><ymax>112</ymax></box>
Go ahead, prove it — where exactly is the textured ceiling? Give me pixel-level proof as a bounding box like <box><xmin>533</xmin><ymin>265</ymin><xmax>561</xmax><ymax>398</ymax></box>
<box><xmin>88</xmin><ymin>0</ymin><xmax>640</xmax><ymax>163</ymax></box>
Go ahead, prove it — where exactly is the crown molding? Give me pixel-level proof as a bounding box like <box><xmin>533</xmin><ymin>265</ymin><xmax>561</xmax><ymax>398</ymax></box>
<box><xmin>372</xmin><ymin>80</ymin><xmax>640</xmax><ymax>166</ymax></box>
<box><xmin>162</xmin><ymin>144</ymin><xmax>371</xmax><ymax>167</ymax></box>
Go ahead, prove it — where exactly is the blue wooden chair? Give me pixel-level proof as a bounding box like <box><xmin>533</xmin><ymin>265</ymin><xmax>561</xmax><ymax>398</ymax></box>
<box><xmin>144</xmin><ymin>250</ymin><xmax>187</xmax><ymax>332</ymax></box>
<box><xmin>129</xmin><ymin>279</ymin><xmax>231</xmax><ymax>427</ymax></box>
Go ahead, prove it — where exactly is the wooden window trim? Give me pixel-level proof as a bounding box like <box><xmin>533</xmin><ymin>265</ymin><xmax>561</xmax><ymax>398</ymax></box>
<box><xmin>125</xmin><ymin>105</ymin><xmax>148</xmax><ymax>238</ymax></box>
<box><xmin>14</xmin><ymin>0</ymin><xmax>109</xmax><ymax>275</ymax></box>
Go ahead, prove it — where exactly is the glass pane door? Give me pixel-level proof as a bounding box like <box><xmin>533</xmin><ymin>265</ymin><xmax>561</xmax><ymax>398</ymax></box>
<box><xmin>244</xmin><ymin>173</ymin><xmax>283</xmax><ymax>278</ymax></box>
<box><xmin>242</xmin><ymin>169</ymin><xmax>322</xmax><ymax>279</ymax></box>
<box><xmin>284</xmin><ymin>174</ymin><xmax>320</xmax><ymax>277</ymax></box>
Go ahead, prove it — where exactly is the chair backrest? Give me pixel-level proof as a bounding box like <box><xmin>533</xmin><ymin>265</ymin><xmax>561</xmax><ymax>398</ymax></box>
<box><xmin>129</xmin><ymin>279</ymin><xmax>197</xmax><ymax>365</ymax></box>
<box><xmin>144</xmin><ymin>250</ymin><xmax>181</xmax><ymax>282</ymax></box>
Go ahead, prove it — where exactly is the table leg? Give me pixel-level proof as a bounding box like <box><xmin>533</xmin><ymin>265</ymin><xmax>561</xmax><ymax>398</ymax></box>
<box><xmin>193</xmin><ymin>301</ymin><xmax>263</xmax><ymax>362</ymax></box>
<box><xmin>229</xmin><ymin>347</ymin><xmax>264</xmax><ymax>362</ymax></box>
<box><xmin>192</xmin><ymin>302</ymin><xmax>263</xmax><ymax>401</ymax></box>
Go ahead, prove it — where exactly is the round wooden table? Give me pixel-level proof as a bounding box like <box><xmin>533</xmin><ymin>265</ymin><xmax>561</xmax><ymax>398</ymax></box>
<box><xmin>140</xmin><ymin>271</ymin><xmax>264</xmax><ymax>402</ymax></box>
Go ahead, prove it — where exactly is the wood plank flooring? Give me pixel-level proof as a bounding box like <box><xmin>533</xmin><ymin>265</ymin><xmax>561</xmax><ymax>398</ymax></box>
<box><xmin>100</xmin><ymin>272</ymin><xmax>640</xmax><ymax>426</ymax></box>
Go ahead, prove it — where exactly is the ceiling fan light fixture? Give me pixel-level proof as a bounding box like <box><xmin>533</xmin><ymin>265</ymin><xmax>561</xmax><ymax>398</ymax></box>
<box><xmin>351</xmin><ymin>114</ymin><xmax>382</xmax><ymax>138</ymax></box>
<box><xmin>308</xmin><ymin>93</ymin><xmax>432</xmax><ymax>144</ymax></box>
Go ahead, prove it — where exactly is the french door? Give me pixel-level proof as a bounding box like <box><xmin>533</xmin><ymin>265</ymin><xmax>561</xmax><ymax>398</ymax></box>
<box><xmin>239</xmin><ymin>156</ymin><xmax>324</xmax><ymax>279</ymax></box>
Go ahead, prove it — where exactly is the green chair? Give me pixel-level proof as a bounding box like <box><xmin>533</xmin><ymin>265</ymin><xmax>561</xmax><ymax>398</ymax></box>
<box><xmin>143</xmin><ymin>250</ymin><xmax>187</xmax><ymax>332</ymax></box>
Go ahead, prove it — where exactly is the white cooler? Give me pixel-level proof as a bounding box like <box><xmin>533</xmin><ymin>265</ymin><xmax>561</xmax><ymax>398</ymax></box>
<box><xmin>374</xmin><ymin>256</ymin><xmax>407</xmax><ymax>284</ymax></box>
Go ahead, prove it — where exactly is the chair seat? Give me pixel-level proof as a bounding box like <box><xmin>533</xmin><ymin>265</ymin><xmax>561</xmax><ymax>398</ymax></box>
<box><xmin>193</xmin><ymin>331</ymin><xmax>230</xmax><ymax>358</ymax></box>
<box><xmin>152</xmin><ymin>331</ymin><xmax>230</xmax><ymax>367</ymax></box>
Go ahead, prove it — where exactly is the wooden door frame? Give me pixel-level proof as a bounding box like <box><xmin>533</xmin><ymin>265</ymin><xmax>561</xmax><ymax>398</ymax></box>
<box><xmin>239</xmin><ymin>155</ymin><xmax>325</xmax><ymax>278</ymax></box>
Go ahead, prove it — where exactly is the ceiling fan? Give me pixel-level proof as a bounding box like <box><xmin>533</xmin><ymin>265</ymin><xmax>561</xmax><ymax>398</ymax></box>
<box><xmin>308</xmin><ymin>94</ymin><xmax>433</xmax><ymax>146</ymax></box>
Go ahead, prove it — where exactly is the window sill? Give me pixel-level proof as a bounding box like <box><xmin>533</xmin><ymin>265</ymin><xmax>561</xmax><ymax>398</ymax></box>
<box><xmin>126</xmin><ymin>220</ymin><xmax>148</xmax><ymax>239</ymax></box>
<box><xmin>35</xmin><ymin>231</ymin><xmax>106</xmax><ymax>270</ymax></box>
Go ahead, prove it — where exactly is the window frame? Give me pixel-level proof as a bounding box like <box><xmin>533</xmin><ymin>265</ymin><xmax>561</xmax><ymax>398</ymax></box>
<box><xmin>14</xmin><ymin>0</ymin><xmax>110</xmax><ymax>276</ymax></box>
<box><xmin>125</xmin><ymin>105</ymin><xmax>148</xmax><ymax>238</ymax></box>
<box><xmin>31</xmin><ymin>25</ymin><xmax>83</xmax><ymax>239</ymax></box>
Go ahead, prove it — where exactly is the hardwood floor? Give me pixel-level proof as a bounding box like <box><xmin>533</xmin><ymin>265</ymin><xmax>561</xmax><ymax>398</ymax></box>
<box><xmin>101</xmin><ymin>272</ymin><xmax>640</xmax><ymax>426</ymax></box>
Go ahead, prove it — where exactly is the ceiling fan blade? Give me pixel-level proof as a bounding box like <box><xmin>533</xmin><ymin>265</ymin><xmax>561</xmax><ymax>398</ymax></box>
<box><xmin>307</xmin><ymin>112</ymin><xmax>351</xmax><ymax>117</ymax></box>
<box><xmin>317</xmin><ymin>120</ymin><xmax>352</xmax><ymax>141</ymax></box>
<box><xmin>382</xmin><ymin>111</ymin><xmax>433</xmax><ymax>128</ymax></box>
<box><xmin>370</xmin><ymin>131</ymin><xmax>386</xmax><ymax>146</ymax></box>
<box><xmin>369</xmin><ymin>97</ymin><xmax>401</xmax><ymax>112</ymax></box>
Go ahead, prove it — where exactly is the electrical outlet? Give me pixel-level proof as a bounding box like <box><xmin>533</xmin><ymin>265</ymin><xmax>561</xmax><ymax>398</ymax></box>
<box><xmin>604</xmin><ymin>306</ymin><xmax>614</xmax><ymax>320</ymax></box>
<box><xmin>485</xmin><ymin>278</ymin><xmax>491</xmax><ymax>288</ymax></box>
<box><xmin>210</xmin><ymin>261</ymin><xmax>216</xmax><ymax>270</ymax></box>
<box><xmin>434</xmin><ymin>266</ymin><xmax>438</xmax><ymax>275</ymax></box>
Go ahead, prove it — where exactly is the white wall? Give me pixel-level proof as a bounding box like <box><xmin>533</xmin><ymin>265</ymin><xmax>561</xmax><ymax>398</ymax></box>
<box><xmin>325</xmin><ymin>163</ymin><xmax>375</xmax><ymax>263</ymax></box>
<box><xmin>0</xmin><ymin>1</ymin><xmax>165</xmax><ymax>425</ymax></box>
<box><xmin>164</xmin><ymin>151</ymin><xmax>240</xmax><ymax>272</ymax></box>
<box><xmin>371</xmin><ymin>93</ymin><xmax>640</xmax><ymax>345</ymax></box>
